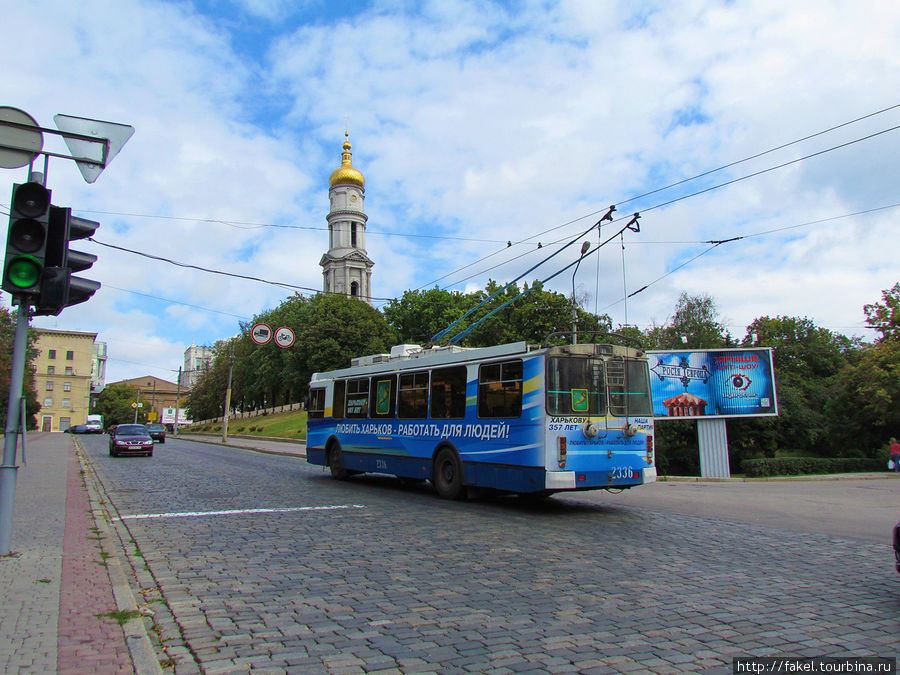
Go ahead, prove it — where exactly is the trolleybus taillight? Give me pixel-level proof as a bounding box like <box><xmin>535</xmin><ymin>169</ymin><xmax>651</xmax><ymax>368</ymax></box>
<box><xmin>646</xmin><ymin>435</ymin><xmax>654</xmax><ymax>464</ymax></box>
<box><xmin>558</xmin><ymin>436</ymin><xmax>567</xmax><ymax>468</ymax></box>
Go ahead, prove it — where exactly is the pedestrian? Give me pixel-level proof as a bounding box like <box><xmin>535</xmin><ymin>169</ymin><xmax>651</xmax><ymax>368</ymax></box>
<box><xmin>890</xmin><ymin>437</ymin><xmax>900</xmax><ymax>472</ymax></box>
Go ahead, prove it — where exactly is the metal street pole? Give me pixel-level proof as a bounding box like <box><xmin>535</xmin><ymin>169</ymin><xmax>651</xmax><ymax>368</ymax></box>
<box><xmin>0</xmin><ymin>303</ymin><xmax>31</xmax><ymax>555</ymax></box>
<box><xmin>133</xmin><ymin>390</ymin><xmax>141</xmax><ymax>423</ymax></box>
<box><xmin>222</xmin><ymin>343</ymin><xmax>234</xmax><ymax>444</ymax></box>
<box><xmin>174</xmin><ymin>366</ymin><xmax>181</xmax><ymax>437</ymax></box>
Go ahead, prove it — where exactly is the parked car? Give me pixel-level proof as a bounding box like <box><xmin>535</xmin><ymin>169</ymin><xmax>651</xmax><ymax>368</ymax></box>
<box><xmin>109</xmin><ymin>424</ymin><xmax>154</xmax><ymax>457</ymax></box>
<box><xmin>65</xmin><ymin>425</ymin><xmax>88</xmax><ymax>434</ymax></box>
<box><xmin>145</xmin><ymin>423</ymin><xmax>166</xmax><ymax>444</ymax></box>
<box><xmin>894</xmin><ymin>520</ymin><xmax>900</xmax><ymax>574</ymax></box>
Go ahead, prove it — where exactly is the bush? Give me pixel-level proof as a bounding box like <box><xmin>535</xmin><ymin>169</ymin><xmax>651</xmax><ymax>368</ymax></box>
<box><xmin>741</xmin><ymin>456</ymin><xmax>885</xmax><ymax>477</ymax></box>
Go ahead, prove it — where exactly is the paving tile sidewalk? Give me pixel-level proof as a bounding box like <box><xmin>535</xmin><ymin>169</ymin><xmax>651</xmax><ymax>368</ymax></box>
<box><xmin>0</xmin><ymin>432</ymin><xmax>154</xmax><ymax>674</ymax></box>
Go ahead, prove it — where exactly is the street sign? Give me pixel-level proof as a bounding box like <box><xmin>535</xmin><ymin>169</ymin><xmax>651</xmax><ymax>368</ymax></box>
<box><xmin>131</xmin><ymin>401</ymin><xmax>143</xmax><ymax>408</ymax></box>
<box><xmin>251</xmin><ymin>322</ymin><xmax>272</xmax><ymax>345</ymax></box>
<box><xmin>275</xmin><ymin>326</ymin><xmax>295</xmax><ymax>348</ymax></box>
<box><xmin>0</xmin><ymin>107</ymin><xmax>43</xmax><ymax>169</ymax></box>
<box><xmin>53</xmin><ymin>114</ymin><xmax>135</xmax><ymax>183</ymax></box>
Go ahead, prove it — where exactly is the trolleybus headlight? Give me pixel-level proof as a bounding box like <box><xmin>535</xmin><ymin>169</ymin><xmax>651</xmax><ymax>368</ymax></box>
<box><xmin>583</xmin><ymin>422</ymin><xmax>600</xmax><ymax>439</ymax></box>
<box><xmin>624</xmin><ymin>423</ymin><xmax>639</xmax><ymax>437</ymax></box>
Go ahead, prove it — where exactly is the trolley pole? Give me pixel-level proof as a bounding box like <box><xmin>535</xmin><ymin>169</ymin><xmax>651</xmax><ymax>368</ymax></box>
<box><xmin>0</xmin><ymin>303</ymin><xmax>31</xmax><ymax>555</ymax></box>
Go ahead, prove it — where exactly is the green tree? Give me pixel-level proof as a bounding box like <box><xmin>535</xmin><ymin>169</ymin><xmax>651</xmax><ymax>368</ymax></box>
<box><xmin>735</xmin><ymin>315</ymin><xmax>854</xmax><ymax>458</ymax></box>
<box><xmin>863</xmin><ymin>282</ymin><xmax>900</xmax><ymax>342</ymax></box>
<box><xmin>653</xmin><ymin>292</ymin><xmax>727</xmax><ymax>350</ymax></box>
<box><xmin>185</xmin><ymin>339</ymin><xmax>234</xmax><ymax>421</ymax></box>
<box><xmin>0</xmin><ymin>307</ymin><xmax>40</xmax><ymax>430</ymax></box>
<box><xmin>94</xmin><ymin>383</ymin><xmax>143</xmax><ymax>427</ymax></box>
<box><xmin>382</xmin><ymin>288</ymin><xmax>481</xmax><ymax>344</ymax></box>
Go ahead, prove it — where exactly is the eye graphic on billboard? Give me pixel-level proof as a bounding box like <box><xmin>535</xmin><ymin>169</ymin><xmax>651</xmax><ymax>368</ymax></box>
<box><xmin>647</xmin><ymin>348</ymin><xmax>778</xmax><ymax>420</ymax></box>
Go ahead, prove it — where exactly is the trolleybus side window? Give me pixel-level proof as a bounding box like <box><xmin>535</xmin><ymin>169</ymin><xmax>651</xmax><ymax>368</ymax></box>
<box><xmin>308</xmin><ymin>388</ymin><xmax>326</xmax><ymax>419</ymax></box>
<box><xmin>332</xmin><ymin>379</ymin><xmax>346</xmax><ymax>419</ymax></box>
<box><xmin>346</xmin><ymin>378</ymin><xmax>370</xmax><ymax>418</ymax></box>
<box><xmin>430</xmin><ymin>366</ymin><xmax>467</xmax><ymax>419</ymax></box>
<box><xmin>398</xmin><ymin>371</ymin><xmax>429</xmax><ymax>419</ymax></box>
<box><xmin>478</xmin><ymin>359</ymin><xmax>523</xmax><ymax>418</ymax></box>
<box><xmin>546</xmin><ymin>357</ymin><xmax>605</xmax><ymax>416</ymax></box>
<box><xmin>607</xmin><ymin>358</ymin><xmax>653</xmax><ymax>416</ymax></box>
<box><xmin>371</xmin><ymin>375</ymin><xmax>397</xmax><ymax>418</ymax></box>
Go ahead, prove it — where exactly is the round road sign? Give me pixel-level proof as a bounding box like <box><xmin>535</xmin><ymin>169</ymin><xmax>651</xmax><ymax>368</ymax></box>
<box><xmin>250</xmin><ymin>322</ymin><xmax>272</xmax><ymax>345</ymax></box>
<box><xmin>275</xmin><ymin>326</ymin><xmax>295</xmax><ymax>348</ymax></box>
<box><xmin>0</xmin><ymin>107</ymin><xmax>44</xmax><ymax>169</ymax></box>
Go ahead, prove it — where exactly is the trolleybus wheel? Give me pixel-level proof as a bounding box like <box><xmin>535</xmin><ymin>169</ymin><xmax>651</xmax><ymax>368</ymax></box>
<box><xmin>328</xmin><ymin>442</ymin><xmax>349</xmax><ymax>480</ymax></box>
<box><xmin>433</xmin><ymin>447</ymin><xmax>465</xmax><ymax>500</ymax></box>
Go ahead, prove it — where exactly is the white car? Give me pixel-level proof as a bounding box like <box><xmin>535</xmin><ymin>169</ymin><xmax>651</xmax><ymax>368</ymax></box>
<box><xmin>84</xmin><ymin>421</ymin><xmax>103</xmax><ymax>433</ymax></box>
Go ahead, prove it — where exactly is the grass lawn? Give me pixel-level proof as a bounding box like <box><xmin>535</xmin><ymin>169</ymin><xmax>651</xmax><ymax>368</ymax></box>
<box><xmin>186</xmin><ymin>409</ymin><xmax>308</xmax><ymax>440</ymax></box>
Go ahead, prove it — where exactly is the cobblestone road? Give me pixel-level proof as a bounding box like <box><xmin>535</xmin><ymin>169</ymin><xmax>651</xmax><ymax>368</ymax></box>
<box><xmin>78</xmin><ymin>435</ymin><xmax>899</xmax><ymax>674</ymax></box>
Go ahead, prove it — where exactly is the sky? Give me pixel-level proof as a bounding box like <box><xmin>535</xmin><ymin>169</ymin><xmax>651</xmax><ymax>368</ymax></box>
<box><xmin>2</xmin><ymin>0</ymin><xmax>899</xmax><ymax>385</ymax></box>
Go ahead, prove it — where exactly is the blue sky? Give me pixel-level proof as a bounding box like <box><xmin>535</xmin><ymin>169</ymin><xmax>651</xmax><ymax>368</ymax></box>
<box><xmin>3</xmin><ymin>0</ymin><xmax>900</xmax><ymax>384</ymax></box>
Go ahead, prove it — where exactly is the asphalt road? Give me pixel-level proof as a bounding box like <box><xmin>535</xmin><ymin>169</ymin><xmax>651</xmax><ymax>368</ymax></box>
<box><xmin>79</xmin><ymin>434</ymin><xmax>899</xmax><ymax>674</ymax></box>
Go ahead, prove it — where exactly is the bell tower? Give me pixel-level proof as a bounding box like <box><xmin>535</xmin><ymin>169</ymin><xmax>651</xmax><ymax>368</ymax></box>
<box><xmin>320</xmin><ymin>132</ymin><xmax>374</xmax><ymax>304</ymax></box>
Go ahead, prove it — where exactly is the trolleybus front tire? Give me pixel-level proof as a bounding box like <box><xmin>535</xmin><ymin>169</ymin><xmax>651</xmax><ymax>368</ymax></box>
<box><xmin>433</xmin><ymin>447</ymin><xmax>466</xmax><ymax>500</ymax></box>
<box><xmin>328</xmin><ymin>442</ymin><xmax>350</xmax><ymax>480</ymax></box>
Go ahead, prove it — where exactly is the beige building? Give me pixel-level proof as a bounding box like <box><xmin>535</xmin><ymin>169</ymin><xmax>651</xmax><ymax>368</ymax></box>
<box><xmin>109</xmin><ymin>375</ymin><xmax>182</xmax><ymax>423</ymax></box>
<box><xmin>32</xmin><ymin>328</ymin><xmax>97</xmax><ymax>432</ymax></box>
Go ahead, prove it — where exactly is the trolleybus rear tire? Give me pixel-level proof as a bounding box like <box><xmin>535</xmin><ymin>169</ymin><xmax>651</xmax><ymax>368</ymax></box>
<box><xmin>433</xmin><ymin>447</ymin><xmax>465</xmax><ymax>500</ymax></box>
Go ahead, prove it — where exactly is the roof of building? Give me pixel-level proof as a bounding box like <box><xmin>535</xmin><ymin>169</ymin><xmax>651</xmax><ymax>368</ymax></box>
<box><xmin>328</xmin><ymin>132</ymin><xmax>365</xmax><ymax>189</ymax></box>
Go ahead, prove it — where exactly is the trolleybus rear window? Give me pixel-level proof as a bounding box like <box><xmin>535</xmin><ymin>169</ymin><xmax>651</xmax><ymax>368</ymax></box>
<box><xmin>546</xmin><ymin>357</ymin><xmax>605</xmax><ymax>416</ymax></box>
<box><xmin>607</xmin><ymin>358</ymin><xmax>653</xmax><ymax>416</ymax></box>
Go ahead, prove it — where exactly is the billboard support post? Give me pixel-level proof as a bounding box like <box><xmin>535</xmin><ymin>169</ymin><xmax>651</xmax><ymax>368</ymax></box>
<box><xmin>698</xmin><ymin>418</ymin><xmax>730</xmax><ymax>478</ymax></box>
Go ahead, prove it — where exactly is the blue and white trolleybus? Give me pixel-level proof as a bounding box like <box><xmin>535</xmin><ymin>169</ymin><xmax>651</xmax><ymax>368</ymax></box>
<box><xmin>306</xmin><ymin>337</ymin><xmax>656</xmax><ymax>499</ymax></box>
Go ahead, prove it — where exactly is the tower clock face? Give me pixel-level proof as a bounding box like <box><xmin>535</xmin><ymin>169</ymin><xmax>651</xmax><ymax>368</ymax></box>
<box><xmin>350</xmin><ymin>195</ymin><xmax>357</xmax><ymax>202</ymax></box>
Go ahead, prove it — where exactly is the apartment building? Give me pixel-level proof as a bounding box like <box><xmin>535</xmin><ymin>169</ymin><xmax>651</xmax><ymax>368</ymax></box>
<box><xmin>32</xmin><ymin>328</ymin><xmax>97</xmax><ymax>432</ymax></box>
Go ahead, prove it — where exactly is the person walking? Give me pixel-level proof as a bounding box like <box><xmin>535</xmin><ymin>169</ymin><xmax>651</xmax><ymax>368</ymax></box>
<box><xmin>890</xmin><ymin>437</ymin><xmax>900</xmax><ymax>472</ymax></box>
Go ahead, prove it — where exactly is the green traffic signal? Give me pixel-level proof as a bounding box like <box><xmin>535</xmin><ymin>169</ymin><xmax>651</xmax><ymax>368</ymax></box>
<box><xmin>5</xmin><ymin>255</ymin><xmax>41</xmax><ymax>288</ymax></box>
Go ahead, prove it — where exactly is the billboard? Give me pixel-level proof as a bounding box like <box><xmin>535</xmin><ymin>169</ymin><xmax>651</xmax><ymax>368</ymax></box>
<box><xmin>647</xmin><ymin>348</ymin><xmax>778</xmax><ymax>420</ymax></box>
<box><xmin>161</xmin><ymin>407</ymin><xmax>193</xmax><ymax>425</ymax></box>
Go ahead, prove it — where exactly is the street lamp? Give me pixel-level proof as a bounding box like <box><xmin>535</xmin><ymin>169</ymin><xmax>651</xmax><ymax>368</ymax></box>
<box><xmin>571</xmin><ymin>241</ymin><xmax>591</xmax><ymax>345</ymax></box>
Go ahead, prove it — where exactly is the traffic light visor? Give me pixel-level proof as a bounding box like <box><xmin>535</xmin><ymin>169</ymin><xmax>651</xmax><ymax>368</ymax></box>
<box><xmin>10</xmin><ymin>218</ymin><xmax>45</xmax><ymax>252</ymax></box>
<box><xmin>12</xmin><ymin>183</ymin><xmax>50</xmax><ymax>218</ymax></box>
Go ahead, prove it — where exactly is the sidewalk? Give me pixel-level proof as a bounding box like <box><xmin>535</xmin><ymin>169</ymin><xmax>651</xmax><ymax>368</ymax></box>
<box><xmin>0</xmin><ymin>432</ymin><xmax>158</xmax><ymax>674</ymax></box>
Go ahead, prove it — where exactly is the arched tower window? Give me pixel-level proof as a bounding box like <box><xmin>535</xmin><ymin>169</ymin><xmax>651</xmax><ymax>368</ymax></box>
<box><xmin>350</xmin><ymin>281</ymin><xmax>359</xmax><ymax>298</ymax></box>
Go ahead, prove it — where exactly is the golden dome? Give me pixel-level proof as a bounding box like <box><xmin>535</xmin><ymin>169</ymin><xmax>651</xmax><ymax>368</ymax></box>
<box><xmin>329</xmin><ymin>132</ymin><xmax>365</xmax><ymax>188</ymax></box>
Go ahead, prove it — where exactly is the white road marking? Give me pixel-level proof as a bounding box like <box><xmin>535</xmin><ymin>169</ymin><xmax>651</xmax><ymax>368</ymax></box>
<box><xmin>114</xmin><ymin>504</ymin><xmax>366</xmax><ymax>521</ymax></box>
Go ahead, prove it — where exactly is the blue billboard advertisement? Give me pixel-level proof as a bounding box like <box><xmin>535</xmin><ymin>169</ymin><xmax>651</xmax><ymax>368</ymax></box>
<box><xmin>646</xmin><ymin>348</ymin><xmax>778</xmax><ymax>420</ymax></box>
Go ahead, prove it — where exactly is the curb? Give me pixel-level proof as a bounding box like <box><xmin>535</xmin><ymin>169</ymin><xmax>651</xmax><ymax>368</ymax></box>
<box><xmin>73</xmin><ymin>440</ymin><xmax>163</xmax><ymax>675</ymax></box>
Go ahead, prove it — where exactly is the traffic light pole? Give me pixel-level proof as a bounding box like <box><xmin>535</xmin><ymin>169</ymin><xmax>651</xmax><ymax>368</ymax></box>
<box><xmin>0</xmin><ymin>302</ymin><xmax>31</xmax><ymax>555</ymax></box>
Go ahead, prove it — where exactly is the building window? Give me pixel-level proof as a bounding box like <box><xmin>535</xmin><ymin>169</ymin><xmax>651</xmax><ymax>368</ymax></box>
<box><xmin>62</xmin><ymin>398</ymin><xmax>71</xmax><ymax>409</ymax></box>
<box><xmin>63</xmin><ymin>382</ymin><xmax>72</xmax><ymax>392</ymax></box>
<box><xmin>59</xmin><ymin>417</ymin><xmax>71</xmax><ymax>431</ymax></box>
<box><xmin>351</xmin><ymin>222</ymin><xmax>357</xmax><ymax>247</ymax></box>
<box><xmin>47</xmin><ymin>366</ymin><xmax>54</xmax><ymax>374</ymax></box>
<box><xmin>48</xmin><ymin>350</ymin><xmax>56</xmax><ymax>359</ymax></box>
<box><xmin>66</xmin><ymin>351</ymin><xmax>74</xmax><ymax>360</ymax></box>
<box><xmin>43</xmin><ymin>398</ymin><xmax>53</xmax><ymax>408</ymax></box>
<box><xmin>350</xmin><ymin>281</ymin><xmax>359</xmax><ymax>297</ymax></box>
<box><xmin>45</xmin><ymin>382</ymin><xmax>54</xmax><ymax>391</ymax></box>
<box><xmin>65</xmin><ymin>367</ymin><xmax>74</xmax><ymax>375</ymax></box>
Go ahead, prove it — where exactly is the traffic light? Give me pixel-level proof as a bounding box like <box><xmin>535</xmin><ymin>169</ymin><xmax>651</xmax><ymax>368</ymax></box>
<box><xmin>34</xmin><ymin>206</ymin><xmax>100</xmax><ymax>316</ymax></box>
<box><xmin>3</xmin><ymin>182</ymin><xmax>51</xmax><ymax>297</ymax></box>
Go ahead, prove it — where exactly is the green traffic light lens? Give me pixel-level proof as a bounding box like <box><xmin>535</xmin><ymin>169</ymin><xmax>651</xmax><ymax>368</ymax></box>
<box><xmin>6</xmin><ymin>255</ymin><xmax>41</xmax><ymax>289</ymax></box>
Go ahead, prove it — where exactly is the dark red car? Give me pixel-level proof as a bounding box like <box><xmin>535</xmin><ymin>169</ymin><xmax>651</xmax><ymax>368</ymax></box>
<box><xmin>109</xmin><ymin>424</ymin><xmax>154</xmax><ymax>457</ymax></box>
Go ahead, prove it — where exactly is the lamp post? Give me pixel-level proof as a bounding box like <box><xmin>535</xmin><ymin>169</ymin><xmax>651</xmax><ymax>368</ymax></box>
<box><xmin>571</xmin><ymin>241</ymin><xmax>591</xmax><ymax>345</ymax></box>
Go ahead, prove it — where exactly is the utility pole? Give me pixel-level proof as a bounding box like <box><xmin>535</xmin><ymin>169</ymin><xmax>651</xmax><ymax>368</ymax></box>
<box><xmin>222</xmin><ymin>342</ymin><xmax>234</xmax><ymax>444</ymax></box>
<box><xmin>133</xmin><ymin>390</ymin><xmax>141</xmax><ymax>423</ymax></box>
<box><xmin>174</xmin><ymin>366</ymin><xmax>181</xmax><ymax>436</ymax></box>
